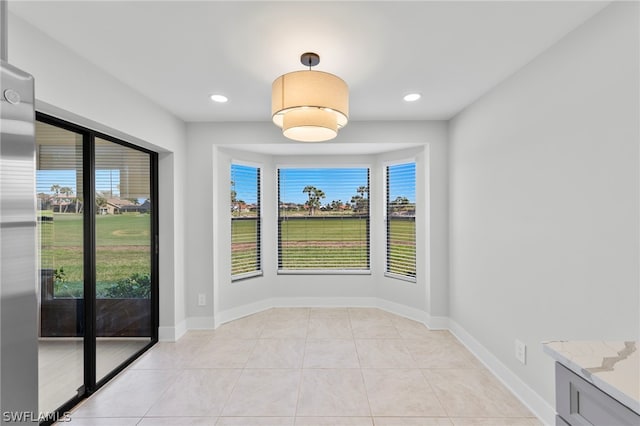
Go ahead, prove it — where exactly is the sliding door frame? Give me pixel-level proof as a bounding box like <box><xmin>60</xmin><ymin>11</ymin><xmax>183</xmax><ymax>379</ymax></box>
<box><xmin>36</xmin><ymin>112</ymin><xmax>159</xmax><ymax>422</ymax></box>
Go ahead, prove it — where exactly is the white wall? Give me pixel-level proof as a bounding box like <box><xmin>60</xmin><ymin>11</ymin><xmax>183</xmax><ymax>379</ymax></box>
<box><xmin>449</xmin><ymin>1</ymin><xmax>639</xmax><ymax>421</ymax></box>
<box><xmin>185</xmin><ymin>121</ymin><xmax>449</xmax><ymax>325</ymax></box>
<box><xmin>8</xmin><ymin>13</ymin><xmax>189</xmax><ymax>339</ymax></box>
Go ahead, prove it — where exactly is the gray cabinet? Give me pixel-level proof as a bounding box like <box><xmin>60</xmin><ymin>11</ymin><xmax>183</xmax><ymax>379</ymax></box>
<box><xmin>555</xmin><ymin>363</ymin><xmax>639</xmax><ymax>426</ymax></box>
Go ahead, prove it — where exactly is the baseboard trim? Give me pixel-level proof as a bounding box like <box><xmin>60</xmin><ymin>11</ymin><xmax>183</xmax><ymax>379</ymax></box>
<box><xmin>158</xmin><ymin>318</ymin><xmax>187</xmax><ymax>342</ymax></box>
<box><xmin>186</xmin><ymin>315</ymin><xmax>216</xmax><ymax>330</ymax></box>
<box><xmin>448</xmin><ymin>319</ymin><xmax>555</xmax><ymax>426</ymax></box>
<box><xmin>214</xmin><ymin>299</ymin><xmax>273</xmax><ymax>327</ymax></box>
<box><xmin>374</xmin><ymin>300</ymin><xmax>449</xmax><ymax>331</ymax></box>
<box><xmin>375</xmin><ymin>298</ymin><xmax>428</xmax><ymax>324</ymax></box>
<box><xmin>272</xmin><ymin>296</ymin><xmax>379</xmax><ymax>308</ymax></box>
<box><xmin>214</xmin><ymin>297</ymin><xmax>380</xmax><ymax>327</ymax></box>
<box><xmin>424</xmin><ymin>313</ymin><xmax>450</xmax><ymax>330</ymax></box>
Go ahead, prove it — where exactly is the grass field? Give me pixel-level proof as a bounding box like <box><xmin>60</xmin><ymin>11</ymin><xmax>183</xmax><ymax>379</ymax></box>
<box><xmin>47</xmin><ymin>213</ymin><xmax>415</xmax><ymax>287</ymax></box>
<box><xmin>279</xmin><ymin>217</ymin><xmax>369</xmax><ymax>270</ymax></box>
<box><xmin>231</xmin><ymin>216</ymin><xmax>415</xmax><ymax>275</ymax></box>
<box><xmin>231</xmin><ymin>219</ymin><xmax>259</xmax><ymax>275</ymax></box>
<box><xmin>387</xmin><ymin>218</ymin><xmax>417</xmax><ymax>277</ymax></box>
<box><xmin>39</xmin><ymin>212</ymin><xmax>151</xmax><ymax>297</ymax></box>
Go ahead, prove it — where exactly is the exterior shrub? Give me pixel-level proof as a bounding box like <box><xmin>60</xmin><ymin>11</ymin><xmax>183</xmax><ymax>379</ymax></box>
<box><xmin>104</xmin><ymin>273</ymin><xmax>151</xmax><ymax>298</ymax></box>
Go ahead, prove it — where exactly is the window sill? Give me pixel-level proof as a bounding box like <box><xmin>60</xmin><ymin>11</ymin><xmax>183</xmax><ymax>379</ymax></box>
<box><xmin>278</xmin><ymin>269</ymin><xmax>371</xmax><ymax>276</ymax></box>
<box><xmin>384</xmin><ymin>272</ymin><xmax>416</xmax><ymax>283</ymax></box>
<box><xmin>231</xmin><ymin>271</ymin><xmax>263</xmax><ymax>282</ymax></box>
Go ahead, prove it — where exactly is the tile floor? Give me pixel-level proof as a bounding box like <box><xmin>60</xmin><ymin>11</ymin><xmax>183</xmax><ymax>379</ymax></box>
<box><xmin>40</xmin><ymin>338</ymin><xmax>150</xmax><ymax>413</ymax></box>
<box><xmin>63</xmin><ymin>308</ymin><xmax>542</xmax><ymax>425</ymax></box>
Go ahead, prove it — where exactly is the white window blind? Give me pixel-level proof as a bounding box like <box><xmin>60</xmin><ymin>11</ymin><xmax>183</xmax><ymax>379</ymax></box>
<box><xmin>278</xmin><ymin>167</ymin><xmax>370</xmax><ymax>272</ymax></box>
<box><xmin>231</xmin><ymin>163</ymin><xmax>261</xmax><ymax>279</ymax></box>
<box><xmin>386</xmin><ymin>162</ymin><xmax>416</xmax><ymax>280</ymax></box>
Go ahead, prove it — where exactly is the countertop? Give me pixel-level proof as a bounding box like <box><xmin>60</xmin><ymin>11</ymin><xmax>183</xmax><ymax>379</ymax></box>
<box><xmin>543</xmin><ymin>341</ymin><xmax>639</xmax><ymax>415</ymax></box>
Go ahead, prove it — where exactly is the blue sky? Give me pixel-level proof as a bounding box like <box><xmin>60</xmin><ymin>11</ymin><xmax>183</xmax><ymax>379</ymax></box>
<box><xmin>231</xmin><ymin>164</ymin><xmax>259</xmax><ymax>204</ymax></box>
<box><xmin>41</xmin><ymin>164</ymin><xmax>415</xmax><ymax>206</ymax></box>
<box><xmin>37</xmin><ymin>169</ymin><xmax>121</xmax><ymax>195</ymax></box>
<box><xmin>278</xmin><ymin>168</ymin><xmax>369</xmax><ymax>205</ymax></box>
<box><xmin>387</xmin><ymin>162</ymin><xmax>416</xmax><ymax>203</ymax></box>
<box><xmin>231</xmin><ymin>164</ymin><xmax>416</xmax><ymax>206</ymax></box>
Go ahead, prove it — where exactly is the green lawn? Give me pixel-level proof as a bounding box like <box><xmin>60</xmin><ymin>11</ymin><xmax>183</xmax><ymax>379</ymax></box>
<box><xmin>387</xmin><ymin>219</ymin><xmax>416</xmax><ymax>277</ymax></box>
<box><xmin>231</xmin><ymin>219</ymin><xmax>259</xmax><ymax>275</ymax></box>
<box><xmin>231</xmin><ymin>216</ymin><xmax>416</xmax><ymax>274</ymax></box>
<box><xmin>280</xmin><ymin>217</ymin><xmax>369</xmax><ymax>241</ymax></box>
<box><xmin>47</xmin><ymin>213</ymin><xmax>415</xmax><ymax>288</ymax></box>
<box><xmin>39</xmin><ymin>212</ymin><xmax>151</xmax><ymax>297</ymax></box>
<box><xmin>278</xmin><ymin>217</ymin><xmax>369</xmax><ymax>270</ymax></box>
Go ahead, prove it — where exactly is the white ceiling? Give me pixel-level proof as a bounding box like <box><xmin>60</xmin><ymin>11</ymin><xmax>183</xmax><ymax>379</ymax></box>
<box><xmin>10</xmin><ymin>1</ymin><xmax>609</xmax><ymax>124</ymax></box>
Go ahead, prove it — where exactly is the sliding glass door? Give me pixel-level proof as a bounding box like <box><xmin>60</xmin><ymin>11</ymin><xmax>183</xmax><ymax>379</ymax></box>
<box><xmin>94</xmin><ymin>137</ymin><xmax>153</xmax><ymax>381</ymax></box>
<box><xmin>36</xmin><ymin>121</ymin><xmax>85</xmax><ymax>414</ymax></box>
<box><xmin>35</xmin><ymin>114</ymin><xmax>158</xmax><ymax>417</ymax></box>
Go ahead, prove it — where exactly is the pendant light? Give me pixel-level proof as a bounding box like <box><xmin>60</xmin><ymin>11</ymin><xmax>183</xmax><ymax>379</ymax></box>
<box><xmin>272</xmin><ymin>52</ymin><xmax>349</xmax><ymax>142</ymax></box>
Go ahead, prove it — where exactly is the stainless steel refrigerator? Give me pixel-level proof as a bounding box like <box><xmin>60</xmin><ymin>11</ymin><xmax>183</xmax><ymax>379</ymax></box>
<box><xmin>0</xmin><ymin>59</ymin><xmax>39</xmax><ymax>422</ymax></box>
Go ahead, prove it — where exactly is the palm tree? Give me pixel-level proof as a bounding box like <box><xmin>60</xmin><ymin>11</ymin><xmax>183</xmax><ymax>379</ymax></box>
<box><xmin>49</xmin><ymin>184</ymin><xmax>61</xmax><ymax>211</ymax></box>
<box><xmin>230</xmin><ymin>180</ymin><xmax>239</xmax><ymax>213</ymax></box>
<box><xmin>302</xmin><ymin>186</ymin><xmax>325</xmax><ymax>216</ymax></box>
<box><xmin>60</xmin><ymin>187</ymin><xmax>73</xmax><ymax>213</ymax></box>
<box><xmin>95</xmin><ymin>192</ymin><xmax>108</xmax><ymax>214</ymax></box>
<box><xmin>351</xmin><ymin>185</ymin><xmax>369</xmax><ymax>213</ymax></box>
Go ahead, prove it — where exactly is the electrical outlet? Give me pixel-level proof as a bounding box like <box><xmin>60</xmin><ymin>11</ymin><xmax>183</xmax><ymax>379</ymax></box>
<box><xmin>515</xmin><ymin>339</ymin><xmax>526</xmax><ymax>364</ymax></box>
<box><xmin>198</xmin><ymin>294</ymin><xmax>206</xmax><ymax>306</ymax></box>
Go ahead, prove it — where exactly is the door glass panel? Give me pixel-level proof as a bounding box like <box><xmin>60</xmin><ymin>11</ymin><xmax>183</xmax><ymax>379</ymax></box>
<box><xmin>94</xmin><ymin>137</ymin><xmax>152</xmax><ymax>381</ymax></box>
<box><xmin>36</xmin><ymin>121</ymin><xmax>84</xmax><ymax>413</ymax></box>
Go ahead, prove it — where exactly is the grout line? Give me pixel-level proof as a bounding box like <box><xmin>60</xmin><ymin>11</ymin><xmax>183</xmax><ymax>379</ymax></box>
<box><xmin>217</xmin><ymin>368</ymin><xmax>244</xmax><ymax>420</ymax></box>
<box><xmin>293</xmin><ymin>309</ymin><xmax>310</xmax><ymax>417</ymax></box>
<box><xmin>420</xmin><ymin>368</ymin><xmax>452</xmax><ymax>419</ymax></box>
<box><xmin>217</xmin><ymin>318</ymin><xmax>264</xmax><ymax>420</ymax></box>
<box><xmin>349</xmin><ymin>308</ymin><xmax>374</xmax><ymax>420</ymax></box>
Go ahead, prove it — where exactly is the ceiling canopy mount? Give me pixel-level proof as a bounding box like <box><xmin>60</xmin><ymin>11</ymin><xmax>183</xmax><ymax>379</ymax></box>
<box><xmin>300</xmin><ymin>52</ymin><xmax>320</xmax><ymax>68</ymax></box>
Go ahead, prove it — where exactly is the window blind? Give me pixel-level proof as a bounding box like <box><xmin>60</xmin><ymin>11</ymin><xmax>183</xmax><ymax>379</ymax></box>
<box><xmin>231</xmin><ymin>164</ymin><xmax>261</xmax><ymax>278</ymax></box>
<box><xmin>386</xmin><ymin>162</ymin><xmax>416</xmax><ymax>280</ymax></box>
<box><xmin>278</xmin><ymin>167</ymin><xmax>370</xmax><ymax>272</ymax></box>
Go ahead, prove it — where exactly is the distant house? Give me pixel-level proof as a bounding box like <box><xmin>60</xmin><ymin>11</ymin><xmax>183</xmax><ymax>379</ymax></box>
<box><xmin>232</xmin><ymin>201</ymin><xmax>248</xmax><ymax>213</ymax></box>
<box><xmin>105</xmin><ymin>198</ymin><xmax>149</xmax><ymax>215</ymax></box>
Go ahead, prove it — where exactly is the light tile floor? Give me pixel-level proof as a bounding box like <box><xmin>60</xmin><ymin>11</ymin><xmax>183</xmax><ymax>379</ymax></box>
<box><xmin>63</xmin><ymin>308</ymin><xmax>542</xmax><ymax>425</ymax></box>
<box><xmin>40</xmin><ymin>338</ymin><xmax>150</xmax><ymax>413</ymax></box>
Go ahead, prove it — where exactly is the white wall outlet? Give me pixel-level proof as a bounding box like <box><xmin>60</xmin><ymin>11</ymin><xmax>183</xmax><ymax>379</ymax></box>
<box><xmin>515</xmin><ymin>339</ymin><xmax>527</xmax><ymax>364</ymax></box>
<box><xmin>198</xmin><ymin>293</ymin><xmax>206</xmax><ymax>306</ymax></box>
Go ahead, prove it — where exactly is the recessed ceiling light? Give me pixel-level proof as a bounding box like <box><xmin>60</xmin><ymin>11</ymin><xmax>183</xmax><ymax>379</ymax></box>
<box><xmin>210</xmin><ymin>94</ymin><xmax>228</xmax><ymax>103</ymax></box>
<box><xmin>403</xmin><ymin>93</ymin><xmax>421</xmax><ymax>102</ymax></box>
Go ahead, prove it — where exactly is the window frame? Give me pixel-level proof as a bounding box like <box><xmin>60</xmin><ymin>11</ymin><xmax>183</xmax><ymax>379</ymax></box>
<box><xmin>230</xmin><ymin>160</ymin><xmax>263</xmax><ymax>281</ymax></box>
<box><xmin>384</xmin><ymin>159</ymin><xmax>417</xmax><ymax>283</ymax></box>
<box><xmin>276</xmin><ymin>164</ymin><xmax>371</xmax><ymax>275</ymax></box>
